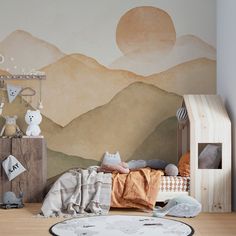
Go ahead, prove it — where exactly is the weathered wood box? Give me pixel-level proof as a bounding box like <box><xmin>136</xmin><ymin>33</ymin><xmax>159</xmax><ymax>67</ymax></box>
<box><xmin>0</xmin><ymin>137</ymin><xmax>47</xmax><ymax>203</ymax></box>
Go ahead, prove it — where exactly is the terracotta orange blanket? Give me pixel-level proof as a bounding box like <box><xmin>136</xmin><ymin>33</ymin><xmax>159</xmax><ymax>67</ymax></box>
<box><xmin>111</xmin><ymin>168</ymin><xmax>163</xmax><ymax>210</ymax></box>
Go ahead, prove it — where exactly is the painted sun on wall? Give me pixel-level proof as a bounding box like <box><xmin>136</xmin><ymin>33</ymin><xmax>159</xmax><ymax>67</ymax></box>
<box><xmin>0</xmin><ymin>1</ymin><xmax>216</xmax><ymax>180</ymax></box>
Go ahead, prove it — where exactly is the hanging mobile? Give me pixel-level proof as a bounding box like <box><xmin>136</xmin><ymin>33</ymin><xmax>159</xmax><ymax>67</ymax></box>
<box><xmin>20</xmin><ymin>87</ymin><xmax>36</xmax><ymax>107</ymax></box>
<box><xmin>0</xmin><ymin>100</ymin><xmax>4</xmax><ymax>115</ymax></box>
<box><xmin>37</xmin><ymin>78</ymin><xmax>43</xmax><ymax>110</ymax></box>
<box><xmin>0</xmin><ymin>82</ymin><xmax>5</xmax><ymax>115</ymax></box>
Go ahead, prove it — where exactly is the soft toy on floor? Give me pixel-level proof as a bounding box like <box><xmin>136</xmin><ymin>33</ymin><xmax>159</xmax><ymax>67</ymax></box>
<box><xmin>25</xmin><ymin>109</ymin><xmax>42</xmax><ymax>136</ymax></box>
<box><xmin>1</xmin><ymin>191</ymin><xmax>24</xmax><ymax>209</ymax></box>
<box><xmin>0</xmin><ymin>115</ymin><xmax>20</xmax><ymax>137</ymax></box>
<box><xmin>153</xmin><ymin>195</ymin><xmax>202</xmax><ymax>218</ymax></box>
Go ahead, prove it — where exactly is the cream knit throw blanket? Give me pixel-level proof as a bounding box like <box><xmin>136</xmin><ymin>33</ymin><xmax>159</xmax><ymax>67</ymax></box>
<box><xmin>40</xmin><ymin>167</ymin><xmax>112</xmax><ymax>217</ymax></box>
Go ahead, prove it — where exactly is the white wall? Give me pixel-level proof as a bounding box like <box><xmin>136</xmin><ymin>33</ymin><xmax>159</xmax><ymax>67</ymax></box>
<box><xmin>217</xmin><ymin>0</ymin><xmax>236</xmax><ymax>211</ymax></box>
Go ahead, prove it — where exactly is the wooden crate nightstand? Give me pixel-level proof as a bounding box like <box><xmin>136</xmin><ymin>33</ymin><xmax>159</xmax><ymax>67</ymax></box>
<box><xmin>0</xmin><ymin>137</ymin><xmax>47</xmax><ymax>203</ymax></box>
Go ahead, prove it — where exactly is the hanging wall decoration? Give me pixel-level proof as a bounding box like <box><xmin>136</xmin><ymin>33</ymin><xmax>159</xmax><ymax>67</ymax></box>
<box><xmin>2</xmin><ymin>155</ymin><xmax>26</xmax><ymax>181</ymax></box>
<box><xmin>19</xmin><ymin>87</ymin><xmax>36</xmax><ymax>106</ymax></box>
<box><xmin>0</xmin><ymin>102</ymin><xmax>4</xmax><ymax>115</ymax></box>
<box><xmin>6</xmin><ymin>84</ymin><xmax>22</xmax><ymax>103</ymax></box>
<box><xmin>37</xmin><ymin>79</ymin><xmax>43</xmax><ymax>110</ymax></box>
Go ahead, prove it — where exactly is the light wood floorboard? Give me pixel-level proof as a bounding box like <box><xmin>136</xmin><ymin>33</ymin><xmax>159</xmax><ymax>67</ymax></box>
<box><xmin>0</xmin><ymin>203</ymin><xmax>236</xmax><ymax>236</ymax></box>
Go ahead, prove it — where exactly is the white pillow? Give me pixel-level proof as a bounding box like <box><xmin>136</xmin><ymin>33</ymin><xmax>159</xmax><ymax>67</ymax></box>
<box><xmin>102</xmin><ymin>151</ymin><xmax>121</xmax><ymax>165</ymax></box>
<box><xmin>198</xmin><ymin>144</ymin><xmax>221</xmax><ymax>169</ymax></box>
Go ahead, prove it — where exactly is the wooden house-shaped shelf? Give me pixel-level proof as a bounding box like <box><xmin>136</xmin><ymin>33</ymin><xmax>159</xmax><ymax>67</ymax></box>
<box><xmin>180</xmin><ymin>95</ymin><xmax>231</xmax><ymax>212</ymax></box>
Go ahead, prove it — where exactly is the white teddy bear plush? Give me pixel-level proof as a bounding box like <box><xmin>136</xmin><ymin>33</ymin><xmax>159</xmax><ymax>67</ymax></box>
<box><xmin>25</xmin><ymin>109</ymin><xmax>42</xmax><ymax>136</ymax></box>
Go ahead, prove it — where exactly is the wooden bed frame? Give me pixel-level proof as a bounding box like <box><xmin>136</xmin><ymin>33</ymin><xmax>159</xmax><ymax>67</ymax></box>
<box><xmin>157</xmin><ymin>95</ymin><xmax>231</xmax><ymax>213</ymax></box>
<box><xmin>177</xmin><ymin>95</ymin><xmax>231</xmax><ymax>212</ymax></box>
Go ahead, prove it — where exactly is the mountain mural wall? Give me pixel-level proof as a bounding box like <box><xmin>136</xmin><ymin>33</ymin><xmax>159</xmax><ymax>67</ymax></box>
<box><xmin>0</xmin><ymin>4</ymin><xmax>216</xmax><ymax>179</ymax></box>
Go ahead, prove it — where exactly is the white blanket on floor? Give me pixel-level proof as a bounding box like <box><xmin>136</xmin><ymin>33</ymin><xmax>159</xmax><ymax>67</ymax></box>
<box><xmin>40</xmin><ymin>167</ymin><xmax>112</xmax><ymax>217</ymax></box>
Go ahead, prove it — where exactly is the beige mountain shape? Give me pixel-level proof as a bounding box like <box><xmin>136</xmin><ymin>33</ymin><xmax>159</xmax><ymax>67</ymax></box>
<box><xmin>129</xmin><ymin>116</ymin><xmax>178</xmax><ymax>164</ymax></box>
<box><xmin>21</xmin><ymin>56</ymin><xmax>214</xmax><ymax>127</ymax></box>
<box><xmin>110</xmin><ymin>35</ymin><xmax>216</xmax><ymax>76</ymax></box>
<box><xmin>4</xmin><ymin>55</ymin><xmax>215</xmax><ymax>127</ymax></box>
<box><xmin>44</xmin><ymin>82</ymin><xmax>182</xmax><ymax>161</ymax></box>
<box><xmin>0</xmin><ymin>82</ymin><xmax>181</xmax><ymax>163</ymax></box>
<box><xmin>0</xmin><ymin>30</ymin><xmax>65</xmax><ymax>74</ymax></box>
<box><xmin>20</xmin><ymin>53</ymin><xmax>142</xmax><ymax>127</ymax></box>
<box><xmin>70</xmin><ymin>53</ymin><xmax>108</xmax><ymax>70</ymax></box>
<box><xmin>146</xmin><ymin>58</ymin><xmax>216</xmax><ymax>95</ymax></box>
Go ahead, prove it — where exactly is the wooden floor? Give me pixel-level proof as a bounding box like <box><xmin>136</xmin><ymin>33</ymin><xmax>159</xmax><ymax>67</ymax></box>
<box><xmin>0</xmin><ymin>203</ymin><xmax>236</xmax><ymax>236</ymax></box>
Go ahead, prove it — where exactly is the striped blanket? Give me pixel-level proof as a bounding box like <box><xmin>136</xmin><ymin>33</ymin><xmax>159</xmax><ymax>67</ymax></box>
<box><xmin>40</xmin><ymin>167</ymin><xmax>112</xmax><ymax>217</ymax></box>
